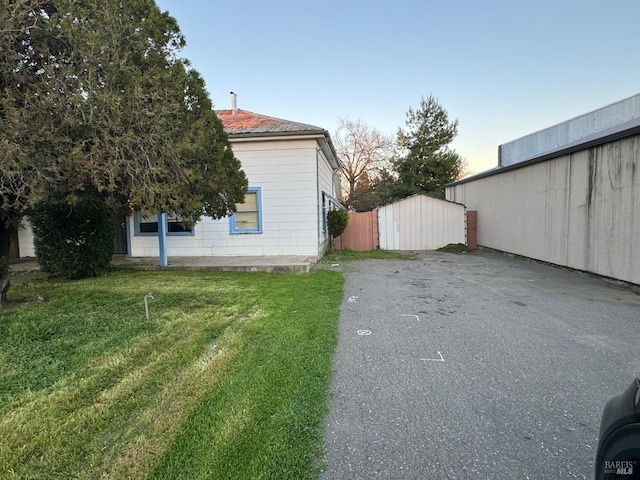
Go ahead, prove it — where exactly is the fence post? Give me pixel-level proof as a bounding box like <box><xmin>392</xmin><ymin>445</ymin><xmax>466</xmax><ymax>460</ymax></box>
<box><xmin>466</xmin><ymin>210</ymin><xmax>478</xmax><ymax>248</ymax></box>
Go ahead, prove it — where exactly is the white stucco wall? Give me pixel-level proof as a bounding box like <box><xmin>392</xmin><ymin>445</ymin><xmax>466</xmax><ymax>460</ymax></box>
<box><xmin>128</xmin><ymin>137</ymin><xmax>329</xmax><ymax>259</ymax></box>
<box><xmin>446</xmin><ymin>134</ymin><xmax>640</xmax><ymax>284</ymax></box>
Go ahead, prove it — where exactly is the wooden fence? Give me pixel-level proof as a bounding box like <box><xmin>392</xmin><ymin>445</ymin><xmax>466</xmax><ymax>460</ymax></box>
<box><xmin>334</xmin><ymin>211</ymin><xmax>378</xmax><ymax>251</ymax></box>
<box><xmin>334</xmin><ymin>203</ymin><xmax>476</xmax><ymax>252</ymax></box>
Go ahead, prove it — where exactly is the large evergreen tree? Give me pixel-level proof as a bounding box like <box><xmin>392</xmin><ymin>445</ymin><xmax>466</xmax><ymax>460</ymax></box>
<box><xmin>392</xmin><ymin>94</ymin><xmax>463</xmax><ymax>200</ymax></box>
<box><xmin>0</xmin><ymin>0</ymin><xmax>247</xmax><ymax>305</ymax></box>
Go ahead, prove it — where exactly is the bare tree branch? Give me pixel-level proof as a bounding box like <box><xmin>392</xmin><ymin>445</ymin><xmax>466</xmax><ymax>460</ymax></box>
<box><xmin>333</xmin><ymin>118</ymin><xmax>393</xmax><ymax>210</ymax></box>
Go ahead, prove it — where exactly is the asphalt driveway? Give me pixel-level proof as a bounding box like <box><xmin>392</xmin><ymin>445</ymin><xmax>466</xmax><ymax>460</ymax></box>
<box><xmin>321</xmin><ymin>250</ymin><xmax>640</xmax><ymax>479</ymax></box>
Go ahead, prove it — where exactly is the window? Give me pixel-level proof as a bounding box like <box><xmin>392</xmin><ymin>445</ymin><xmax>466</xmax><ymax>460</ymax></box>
<box><xmin>134</xmin><ymin>212</ymin><xmax>195</xmax><ymax>236</ymax></box>
<box><xmin>322</xmin><ymin>192</ymin><xmax>327</xmax><ymax>233</ymax></box>
<box><xmin>165</xmin><ymin>213</ymin><xmax>194</xmax><ymax>234</ymax></box>
<box><xmin>230</xmin><ymin>187</ymin><xmax>262</xmax><ymax>234</ymax></box>
<box><xmin>322</xmin><ymin>191</ymin><xmax>342</xmax><ymax>234</ymax></box>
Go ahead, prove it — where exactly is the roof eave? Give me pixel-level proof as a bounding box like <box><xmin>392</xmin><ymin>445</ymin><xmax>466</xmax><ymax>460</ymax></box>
<box><xmin>226</xmin><ymin>130</ymin><xmax>324</xmax><ymax>139</ymax></box>
<box><xmin>227</xmin><ymin>130</ymin><xmax>341</xmax><ymax>169</ymax></box>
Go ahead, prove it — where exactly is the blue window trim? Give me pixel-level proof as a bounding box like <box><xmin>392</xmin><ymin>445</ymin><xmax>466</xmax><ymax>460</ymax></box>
<box><xmin>230</xmin><ymin>187</ymin><xmax>263</xmax><ymax>234</ymax></box>
<box><xmin>133</xmin><ymin>211</ymin><xmax>196</xmax><ymax>236</ymax></box>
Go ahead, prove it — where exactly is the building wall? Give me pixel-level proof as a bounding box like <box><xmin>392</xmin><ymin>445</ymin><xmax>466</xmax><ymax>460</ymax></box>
<box><xmin>17</xmin><ymin>219</ymin><xmax>35</xmax><ymax>257</ymax></box>
<box><xmin>446</xmin><ymin>134</ymin><xmax>640</xmax><ymax>284</ymax></box>
<box><xmin>378</xmin><ymin>195</ymin><xmax>466</xmax><ymax>250</ymax></box>
<box><xmin>499</xmin><ymin>93</ymin><xmax>640</xmax><ymax>167</ymax></box>
<box><xmin>316</xmin><ymin>146</ymin><xmax>340</xmax><ymax>257</ymax></box>
<box><xmin>128</xmin><ymin>138</ymin><xmax>324</xmax><ymax>259</ymax></box>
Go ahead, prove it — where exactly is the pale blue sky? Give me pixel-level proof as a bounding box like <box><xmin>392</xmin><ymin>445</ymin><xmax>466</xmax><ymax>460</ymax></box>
<box><xmin>155</xmin><ymin>0</ymin><xmax>640</xmax><ymax>174</ymax></box>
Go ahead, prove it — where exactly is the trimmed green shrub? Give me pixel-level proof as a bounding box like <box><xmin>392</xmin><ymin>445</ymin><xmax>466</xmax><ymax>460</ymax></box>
<box><xmin>30</xmin><ymin>199</ymin><xmax>115</xmax><ymax>279</ymax></box>
<box><xmin>327</xmin><ymin>209</ymin><xmax>349</xmax><ymax>239</ymax></box>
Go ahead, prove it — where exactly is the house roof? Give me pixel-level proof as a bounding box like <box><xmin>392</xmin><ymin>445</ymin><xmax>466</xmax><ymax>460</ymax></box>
<box><xmin>216</xmin><ymin>109</ymin><xmax>326</xmax><ymax>136</ymax></box>
<box><xmin>215</xmin><ymin>109</ymin><xmax>340</xmax><ymax>169</ymax></box>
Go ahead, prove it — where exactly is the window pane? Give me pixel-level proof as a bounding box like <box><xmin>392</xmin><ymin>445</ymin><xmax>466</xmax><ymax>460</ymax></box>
<box><xmin>237</xmin><ymin>192</ymin><xmax>257</xmax><ymax>211</ymax></box>
<box><xmin>139</xmin><ymin>221</ymin><xmax>158</xmax><ymax>233</ymax></box>
<box><xmin>139</xmin><ymin>212</ymin><xmax>158</xmax><ymax>233</ymax></box>
<box><xmin>140</xmin><ymin>212</ymin><xmax>158</xmax><ymax>233</ymax></box>
<box><xmin>137</xmin><ymin>212</ymin><xmax>193</xmax><ymax>234</ymax></box>
<box><xmin>166</xmin><ymin>213</ymin><xmax>193</xmax><ymax>233</ymax></box>
<box><xmin>167</xmin><ymin>221</ymin><xmax>192</xmax><ymax>233</ymax></box>
<box><xmin>235</xmin><ymin>212</ymin><xmax>259</xmax><ymax>230</ymax></box>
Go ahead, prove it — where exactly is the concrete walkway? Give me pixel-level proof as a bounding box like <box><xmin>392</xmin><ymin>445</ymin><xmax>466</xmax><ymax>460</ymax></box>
<box><xmin>9</xmin><ymin>255</ymin><xmax>313</xmax><ymax>273</ymax></box>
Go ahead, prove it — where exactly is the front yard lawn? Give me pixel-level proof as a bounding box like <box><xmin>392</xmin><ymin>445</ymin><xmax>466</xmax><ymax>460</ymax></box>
<box><xmin>0</xmin><ymin>269</ymin><xmax>343</xmax><ymax>479</ymax></box>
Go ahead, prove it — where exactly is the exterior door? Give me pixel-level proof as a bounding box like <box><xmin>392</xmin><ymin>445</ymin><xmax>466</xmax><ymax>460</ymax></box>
<box><xmin>114</xmin><ymin>216</ymin><xmax>128</xmax><ymax>255</ymax></box>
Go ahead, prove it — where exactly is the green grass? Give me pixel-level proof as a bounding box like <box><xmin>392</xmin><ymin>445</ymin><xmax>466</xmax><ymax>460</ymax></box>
<box><xmin>436</xmin><ymin>243</ymin><xmax>471</xmax><ymax>253</ymax></box>
<box><xmin>320</xmin><ymin>248</ymin><xmax>408</xmax><ymax>263</ymax></box>
<box><xmin>0</xmin><ymin>269</ymin><xmax>344</xmax><ymax>479</ymax></box>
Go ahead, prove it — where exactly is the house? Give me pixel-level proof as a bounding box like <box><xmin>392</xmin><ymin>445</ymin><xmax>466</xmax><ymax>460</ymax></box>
<box><xmin>446</xmin><ymin>93</ymin><xmax>640</xmax><ymax>285</ymax></box>
<box><xmin>17</xmin><ymin>100</ymin><xmax>343</xmax><ymax>263</ymax></box>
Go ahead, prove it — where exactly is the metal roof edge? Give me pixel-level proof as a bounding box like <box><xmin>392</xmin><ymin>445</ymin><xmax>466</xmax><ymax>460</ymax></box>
<box><xmin>448</xmin><ymin>120</ymin><xmax>640</xmax><ymax>187</ymax></box>
<box><xmin>498</xmin><ymin>93</ymin><xmax>640</xmax><ymax>147</ymax></box>
<box><xmin>318</xmin><ymin>130</ymin><xmax>340</xmax><ymax>170</ymax></box>
<box><xmin>377</xmin><ymin>193</ymin><xmax>466</xmax><ymax>209</ymax></box>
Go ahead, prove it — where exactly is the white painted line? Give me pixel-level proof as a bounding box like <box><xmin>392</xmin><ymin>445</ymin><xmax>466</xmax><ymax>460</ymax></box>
<box><xmin>347</xmin><ymin>296</ymin><xmax>358</xmax><ymax>303</ymax></box>
<box><xmin>420</xmin><ymin>351</ymin><xmax>444</xmax><ymax>362</ymax></box>
<box><xmin>401</xmin><ymin>314</ymin><xmax>420</xmax><ymax>321</ymax></box>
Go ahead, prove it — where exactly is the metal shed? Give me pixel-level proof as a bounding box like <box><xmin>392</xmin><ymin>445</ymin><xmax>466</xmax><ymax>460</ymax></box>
<box><xmin>378</xmin><ymin>195</ymin><xmax>466</xmax><ymax>250</ymax></box>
